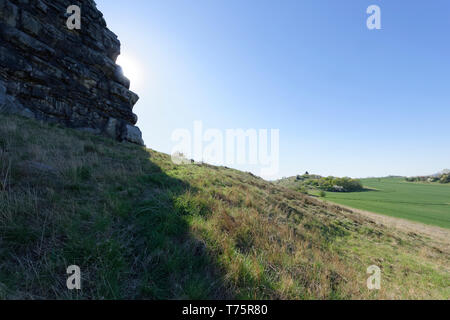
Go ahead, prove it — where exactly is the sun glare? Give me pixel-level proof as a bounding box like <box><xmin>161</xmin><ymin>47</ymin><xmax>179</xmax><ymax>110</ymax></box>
<box><xmin>116</xmin><ymin>54</ymin><xmax>141</xmax><ymax>89</ymax></box>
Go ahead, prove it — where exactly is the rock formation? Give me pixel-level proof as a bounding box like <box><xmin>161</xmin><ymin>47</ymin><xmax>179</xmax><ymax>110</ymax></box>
<box><xmin>0</xmin><ymin>0</ymin><xmax>143</xmax><ymax>145</ymax></box>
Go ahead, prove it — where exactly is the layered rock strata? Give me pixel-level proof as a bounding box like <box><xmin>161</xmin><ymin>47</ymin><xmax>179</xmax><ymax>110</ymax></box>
<box><xmin>0</xmin><ymin>0</ymin><xmax>143</xmax><ymax>145</ymax></box>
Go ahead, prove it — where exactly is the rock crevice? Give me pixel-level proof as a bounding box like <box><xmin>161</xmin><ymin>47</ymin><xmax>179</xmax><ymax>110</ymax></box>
<box><xmin>0</xmin><ymin>0</ymin><xmax>144</xmax><ymax>145</ymax></box>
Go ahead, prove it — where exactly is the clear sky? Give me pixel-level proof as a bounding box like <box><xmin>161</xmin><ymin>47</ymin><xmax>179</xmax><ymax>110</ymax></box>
<box><xmin>96</xmin><ymin>0</ymin><xmax>450</xmax><ymax>180</ymax></box>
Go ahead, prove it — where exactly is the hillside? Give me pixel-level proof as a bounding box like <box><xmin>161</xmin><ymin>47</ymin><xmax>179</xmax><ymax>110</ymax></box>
<box><xmin>0</xmin><ymin>114</ymin><xmax>449</xmax><ymax>299</ymax></box>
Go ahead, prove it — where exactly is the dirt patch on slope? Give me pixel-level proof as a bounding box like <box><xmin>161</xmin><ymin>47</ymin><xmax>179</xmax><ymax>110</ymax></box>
<box><xmin>320</xmin><ymin>200</ymin><xmax>450</xmax><ymax>250</ymax></box>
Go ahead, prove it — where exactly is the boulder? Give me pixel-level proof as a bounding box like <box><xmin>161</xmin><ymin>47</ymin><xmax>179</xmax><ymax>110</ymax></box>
<box><xmin>0</xmin><ymin>82</ymin><xmax>34</xmax><ymax>119</ymax></box>
<box><xmin>0</xmin><ymin>82</ymin><xmax>5</xmax><ymax>106</ymax></box>
<box><xmin>114</xmin><ymin>65</ymin><xmax>131</xmax><ymax>89</ymax></box>
<box><xmin>105</xmin><ymin>117</ymin><xmax>119</xmax><ymax>139</ymax></box>
<box><xmin>125</xmin><ymin>125</ymin><xmax>144</xmax><ymax>146</ymax></box>
<box><xmin>0</xmin><ymin>0</ymin><xmax>144</xmax><ymax>145</ymax></box>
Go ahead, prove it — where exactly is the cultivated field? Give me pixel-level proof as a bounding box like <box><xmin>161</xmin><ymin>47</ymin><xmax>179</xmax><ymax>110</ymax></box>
<box><xmin>322</xmin><ymin>177</ymin><xmax>450</xmax><ymax>229</ymax></box>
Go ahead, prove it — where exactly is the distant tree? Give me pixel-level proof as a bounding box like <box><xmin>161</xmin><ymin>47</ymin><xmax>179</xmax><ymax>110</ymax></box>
<box><xmin>305</xmin><ymin>171</ymin><xmax>309</xmax><ymax>175</ymax></box>
<box><xmin>316</xmin><ymin>176</ymin><xmax>363</xmax><ymax>192</ymax></box>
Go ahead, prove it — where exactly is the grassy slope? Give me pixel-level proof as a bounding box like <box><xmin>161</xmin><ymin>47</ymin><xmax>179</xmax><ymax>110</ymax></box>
<box><xmin>321</xmin><ymin>178</ymin><xmax>450</xmax><ymax>229</ymax></box>
<box><xmin>0</xmin><ymin>114</ymin><xmax>449</xmax><ymax>299</ymax></box>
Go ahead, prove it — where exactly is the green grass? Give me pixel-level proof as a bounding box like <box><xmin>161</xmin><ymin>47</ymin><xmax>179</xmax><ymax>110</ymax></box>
<box><xmin>320</xmin><ymin>177</ymin><xmax>450</xmax><ymax>229</ymax></box>
<box><xmin>0</xmin><ymin>114</ymin><xmax>449</xmax><ymax>299</ymax></box>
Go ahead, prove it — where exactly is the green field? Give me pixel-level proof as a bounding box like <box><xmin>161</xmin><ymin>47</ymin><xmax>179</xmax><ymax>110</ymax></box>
<box><xmin>322</xmin><ymin>177</ymin><xmax>450</xmax><ymax>229</ymax></box>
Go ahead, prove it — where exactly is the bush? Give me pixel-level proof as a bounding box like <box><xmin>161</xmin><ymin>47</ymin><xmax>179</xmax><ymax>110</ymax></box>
<box><xmin>319</xmin><ymin>191</ymin><xmax>326</xmax><ymax>198</ymax></box>
<box><xmin>288</xmin><ymin>174</ymin><xmax>363</xmax><ymax>193</ymax></box>
<box><xmin>317</xmin><ymin>177</ymin><xmax>363</xmax><ymax>192</ymax></box>
<box><xmin>440</xmin><ymin>174</ymin><xmax>450</xmax><ymax>184</ymax></box>
<box><xmin>407</xmin><ymin>175</ymin><xmax>449</xmax><ymax>184</ymax></box>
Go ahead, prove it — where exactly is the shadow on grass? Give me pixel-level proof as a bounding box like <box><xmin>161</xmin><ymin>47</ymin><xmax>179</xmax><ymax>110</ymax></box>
<box><xmin>344</xmin><ymin>188</ymin><xmax>380</xmax><ymax>193</ymax></box>
<box><xmin>0</xmin><ymin>116</ymin><xmax>233</xmax><ymax>299</ymax></box>
<box><xmin>120</xmin><ymin>150</ymin><xmax>234</xmax><ymax>299</ymax></box>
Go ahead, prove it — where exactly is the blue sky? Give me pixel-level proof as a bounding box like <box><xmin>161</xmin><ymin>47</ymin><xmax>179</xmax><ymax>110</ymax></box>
<box><xmin>96</xmin><ymin>0</ymin><xmax>450</xmax><ymax>179</ymax></box>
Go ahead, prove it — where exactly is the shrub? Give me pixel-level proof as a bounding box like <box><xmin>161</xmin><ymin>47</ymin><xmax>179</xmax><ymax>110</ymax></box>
<box><xmin>317</xmin><ymin>177</ymin><xmax>363</xmax><ymax>192</ymax></box>
<box><xmin>407</xmin><ymin>175</ymin><xmax>450</xmax><ymax>184</ymax></box>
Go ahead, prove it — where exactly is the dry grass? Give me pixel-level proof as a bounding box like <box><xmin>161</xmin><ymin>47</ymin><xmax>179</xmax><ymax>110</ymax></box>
<box><xmin>0</xmin><ymin>114</ymin><xmax>448</xmax><ymax>299</ymax></box>
<box><xmin>321</xmin><ymin>201</ymin><xmax>450</xmax><ymax>252</ymax></box>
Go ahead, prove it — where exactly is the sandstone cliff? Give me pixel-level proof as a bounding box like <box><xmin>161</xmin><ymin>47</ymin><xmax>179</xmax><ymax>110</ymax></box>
<box><xmin>0</xmin><ymin>0</ymin><xmax>143</xmax><ymax>145</ymax></box>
